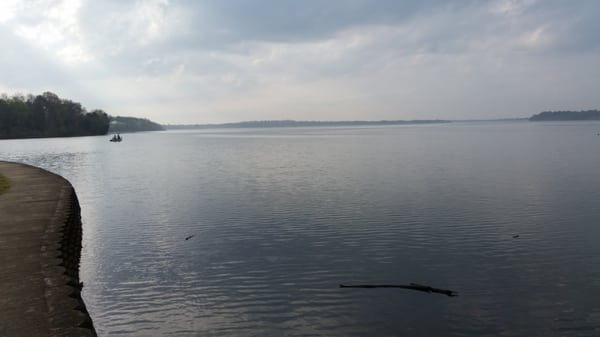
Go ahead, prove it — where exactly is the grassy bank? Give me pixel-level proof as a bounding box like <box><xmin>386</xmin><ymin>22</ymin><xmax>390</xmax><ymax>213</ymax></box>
<box><xmin>0</xmin><ymin>174</ymin><xmax>9</xmax><ymax>195</ymax></box>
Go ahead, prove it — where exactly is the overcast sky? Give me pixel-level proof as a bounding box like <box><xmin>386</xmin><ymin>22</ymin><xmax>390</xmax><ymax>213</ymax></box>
<box><xmin>1</xmin><ymin>0</ymin><xmax>599</xmax><ymax>124</ymax></box>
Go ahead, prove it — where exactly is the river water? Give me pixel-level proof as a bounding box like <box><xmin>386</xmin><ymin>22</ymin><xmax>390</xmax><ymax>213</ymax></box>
<box><xmin>1</xmin><ymin>121</ymin><xmax>600</xmax><ymax>336</ymax></box>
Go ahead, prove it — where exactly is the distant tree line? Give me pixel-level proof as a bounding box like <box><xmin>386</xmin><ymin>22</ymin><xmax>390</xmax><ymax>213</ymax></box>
<box><xmin>108</xmin><ymin>116</ymin><xmax>164</xmax><ymax>133</ymax></box>
<box><xmin>165</xmin><ymin>119</ymin><xmax>451</xmax><ymax>130</ymax></box>
<box><xmin>0</xmin><ymin>92</ymin><xmax>110</xmax><ymax>139</ymax></box>
<box><xmin>530</xmin><ymin>110</ymin><xmax>600</xmax><ymax>121</ymax></box>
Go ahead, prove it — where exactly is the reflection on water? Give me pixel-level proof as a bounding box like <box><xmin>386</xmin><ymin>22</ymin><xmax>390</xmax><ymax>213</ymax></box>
<box><xmin>2</xmin><ymin>122</ymin><xmax>600</xmax><ymax>336</ymax></box>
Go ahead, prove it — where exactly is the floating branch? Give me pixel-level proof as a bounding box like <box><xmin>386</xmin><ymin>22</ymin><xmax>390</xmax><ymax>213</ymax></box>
<box><xmin>339</xmin><ymin>283</ymin><xmax>458</xmax><ymax>297</ymax></box>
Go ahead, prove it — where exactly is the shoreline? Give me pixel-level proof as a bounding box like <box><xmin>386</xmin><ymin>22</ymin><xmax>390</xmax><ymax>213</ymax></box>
<box><xmin>0</xmin><ymin>161</ymin><xmax>96</xmax><ymax>336</ymax></box>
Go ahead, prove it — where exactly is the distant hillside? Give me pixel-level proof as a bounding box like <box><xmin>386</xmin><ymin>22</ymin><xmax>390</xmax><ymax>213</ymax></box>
<box><xmin>165</xmin><ymin>119</ymin><xmax>450</xmax><ymax>130</ymax></box>
<box><xmin>530</xmin><ymin>110</ymin><xmax>600</xmax><ymax>121</ymax></box>
<box><xmin>0</xmin><ymin>92</ymin><xmax>109</xmax><ymax>139</ymax></box>
<box><xmin>109</xmin><ymin>116</ymin><xmax>164</xmax><ymax>133</ymax></box>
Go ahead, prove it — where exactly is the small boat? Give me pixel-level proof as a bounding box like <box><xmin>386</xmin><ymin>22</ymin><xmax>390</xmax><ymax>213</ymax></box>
<box><xmin>109</xmin><ymin>134</ymin><xmax>122</xmax><ymax>142</ymax></box>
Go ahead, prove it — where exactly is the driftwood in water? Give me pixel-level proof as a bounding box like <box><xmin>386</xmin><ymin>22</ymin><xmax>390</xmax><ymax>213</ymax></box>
<box><xmin>339</xmin><ymin>283</ymin><xmax>458</xmax><ymax>297</ymax></box>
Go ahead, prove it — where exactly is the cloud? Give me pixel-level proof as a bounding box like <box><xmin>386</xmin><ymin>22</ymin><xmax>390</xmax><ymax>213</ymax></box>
<box><xmin>1</xmin><ymin>0</ymin><xmax>600</xmax><ymax>123</ymax></box>
<box><xmin>187</xmin><ymin>0</ymin><xmax>438</xmax><ymax>42</ymax></box>
<box><xmin>0</xmin><ymin>25</ymin><xmax>68</xmax><ymax>88</ymax></box>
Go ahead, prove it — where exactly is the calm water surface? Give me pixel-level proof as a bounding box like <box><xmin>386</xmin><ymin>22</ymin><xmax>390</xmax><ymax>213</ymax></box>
<box><xmin>1</xmin><ymin>121</ymin><xmax>600</xmax><ymax>336</ymax></box>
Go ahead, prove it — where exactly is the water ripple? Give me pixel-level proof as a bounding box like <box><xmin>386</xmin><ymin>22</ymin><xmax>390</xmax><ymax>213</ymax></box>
<box><xmin>2</xmin><ymin>124</ymin><xmax>600</xmax><ymax>336</ymax></box>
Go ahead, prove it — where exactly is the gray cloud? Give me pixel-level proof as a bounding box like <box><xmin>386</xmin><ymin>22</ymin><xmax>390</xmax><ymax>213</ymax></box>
<box><xmin>1</xmin><ymin>0</ymin><xmax>600</xmax><ymax>123</ymax></box>
<box><xmin>77</xmin><ymin>0</ymin><xmax>600</xmax><ymax>74</ymax></box>
<box><xmin>189</xmin><ymin>0</ymin><xmax>444</xmax><ymax>42</ymax></box>
<box><xmin>0</xmin><ymin>26</ymin><xmax>68</xmax><ymax>88</ymax></box>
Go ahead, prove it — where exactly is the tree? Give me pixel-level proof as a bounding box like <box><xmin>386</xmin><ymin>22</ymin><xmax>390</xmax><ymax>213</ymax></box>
<box><xmin>0</xmin><ymin>92</ymin><xmax>112</xmax><ymax>139</ymax></box>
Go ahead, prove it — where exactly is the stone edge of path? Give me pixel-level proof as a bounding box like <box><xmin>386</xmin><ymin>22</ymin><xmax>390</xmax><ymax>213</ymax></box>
<box><xmin>1</xmin><ymin>161</ymin><xmax>97</xmax><ymax>337</ymax></box>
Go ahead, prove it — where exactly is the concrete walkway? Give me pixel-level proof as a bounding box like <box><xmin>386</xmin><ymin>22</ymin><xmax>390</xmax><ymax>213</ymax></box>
<box><xmin>0</xmin><ymin>161</ymin><xmax>96</xmax><ymax>337</ymax></box>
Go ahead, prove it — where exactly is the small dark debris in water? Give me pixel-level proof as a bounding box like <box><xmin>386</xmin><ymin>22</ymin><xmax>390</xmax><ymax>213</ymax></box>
<box><xmin>339</xmin><ymin>283</ymin><xmax>458</xmax><ymax>297</ymax></box>
<box><xmin>185</xmin><ymin>235</ymin><xmax>195</xmax><ymax>240</ymax></box>
<box><xmin>513</xmin><ymin>234</ymin><xmax>520</xmax><ymax>238</ymax></box>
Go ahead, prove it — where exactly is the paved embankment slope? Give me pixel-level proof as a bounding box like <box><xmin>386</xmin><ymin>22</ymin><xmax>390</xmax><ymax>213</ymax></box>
<box><xmin>0</xmin><ymin>161</ymin><xmax>96</xmax><ymax>337</ymax></box>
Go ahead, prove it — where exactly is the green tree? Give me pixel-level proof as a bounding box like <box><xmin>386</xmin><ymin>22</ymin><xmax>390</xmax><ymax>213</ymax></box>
<box><xmin>0</xmin><ymin>92</ymin><xmax>112</xmax><ymax>139</ymax></box>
